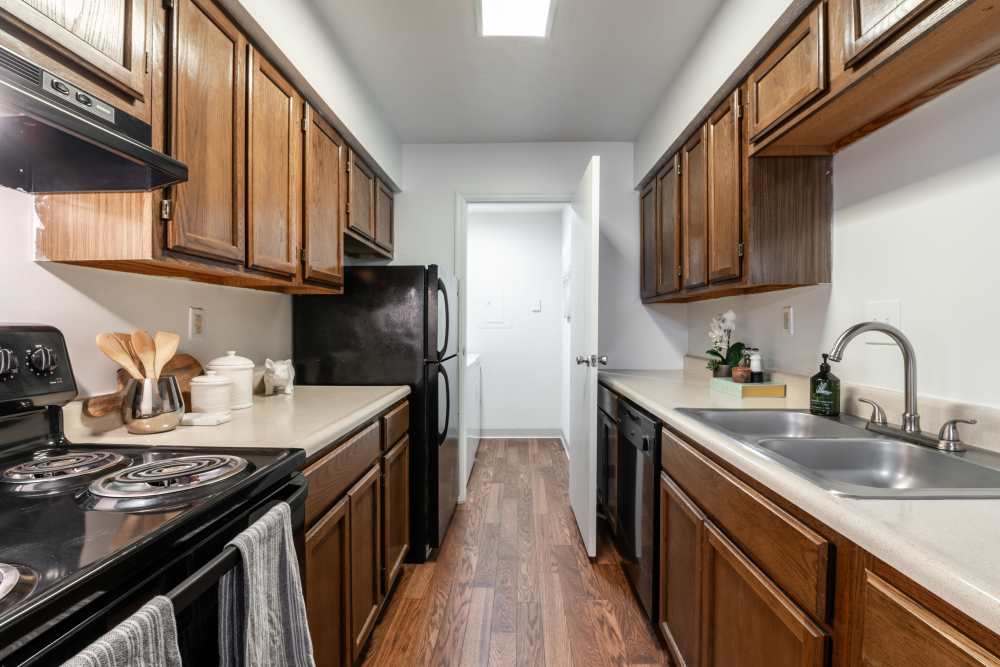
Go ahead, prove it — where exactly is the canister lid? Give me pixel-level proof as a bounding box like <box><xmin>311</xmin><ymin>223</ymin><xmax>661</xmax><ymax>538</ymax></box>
<box><xmin>190</xmin><ymin>370</ymin><xmax>233</xmax><ymax>386</ymax></box>
<box><xmin>206</xmin><ymin>350</ymin><xmax>255</xmax><ymax>370</ymax></box>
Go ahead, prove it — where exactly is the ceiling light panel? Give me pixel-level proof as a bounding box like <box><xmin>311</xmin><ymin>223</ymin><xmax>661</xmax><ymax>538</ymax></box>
<box><xmin>477</xmin><ymin>0</ymin><xmax>555</xmax><ymax>38</ymax></box>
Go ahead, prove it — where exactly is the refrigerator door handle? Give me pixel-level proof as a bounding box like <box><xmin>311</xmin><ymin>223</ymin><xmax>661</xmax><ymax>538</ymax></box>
<box><xmin>437</xmin><ymin>277</ymin><xmax>450</xmax><ymax>360</ymax></box>
<box><xmin>438</xmin><ymin>364</ymin><xmax>451</xmax><ymax>446</ymax></box>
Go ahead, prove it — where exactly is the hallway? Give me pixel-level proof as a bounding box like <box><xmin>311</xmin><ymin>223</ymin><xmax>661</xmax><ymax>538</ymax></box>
<box><xmin>360</xmin><ymin>438</ymin><xmax>669</xmax><ymax>666</ymax></box>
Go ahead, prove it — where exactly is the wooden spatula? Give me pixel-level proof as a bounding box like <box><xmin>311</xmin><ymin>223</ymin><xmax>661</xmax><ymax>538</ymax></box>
<box><xmin>130</xmin><ymin>330</ymin><xmax>156</xmax><ymax>379</ymax></box>
<box><xmin>152</xmin><ymin>331</ymin><xmax>181</xmax><ymax>380</ymax></box>
<box><xmin>96</xmin><ymin>333</ymin><xmax>144</xmax><ymax>380</ymax></box>
<box><xmin>112</xmin><ymin>332</ymin><xmax>140</xmax><ymax>369</ymax></box>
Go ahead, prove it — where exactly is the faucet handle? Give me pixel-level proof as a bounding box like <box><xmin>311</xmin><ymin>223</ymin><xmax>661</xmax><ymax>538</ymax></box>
<box><xmin>938</xmin><ymin>418</ymin><xmax>977</xmax><ymax>451</ymax></box>
<box><xmin>858</xmin><ymin>398</ymin><xmax>888</xmax><ymax>426</ymax></box>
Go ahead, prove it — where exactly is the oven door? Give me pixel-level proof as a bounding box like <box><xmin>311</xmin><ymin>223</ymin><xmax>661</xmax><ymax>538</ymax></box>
<box><xmin>8</xmin><ymin>475</ymin><xmax>307</xmax><ymax>666</ymax></box>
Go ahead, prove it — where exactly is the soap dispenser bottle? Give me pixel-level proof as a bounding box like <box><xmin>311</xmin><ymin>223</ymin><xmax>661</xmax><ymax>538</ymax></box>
<box><xmin>810</xmin><ymin>354</ymin><xmax>840</xmax><ymax>417</ymax></box>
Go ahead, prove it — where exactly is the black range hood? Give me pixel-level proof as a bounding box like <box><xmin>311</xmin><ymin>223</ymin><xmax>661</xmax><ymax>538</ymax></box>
<box><xmin>0</xmin><ymin>45</ymin><xmax>187</xmax><ymax>194</ymax></box>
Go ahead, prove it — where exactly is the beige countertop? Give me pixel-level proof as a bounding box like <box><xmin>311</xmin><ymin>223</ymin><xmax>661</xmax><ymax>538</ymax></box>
<box><xmin>600</xmin><ymin>369</ymin><xmax>1000</xmax><ymax>635</ymax></box>
<box><xmin>63</xmin><ymin>385</ymin><xmax>411</xmax><ymax>460</ymax></box>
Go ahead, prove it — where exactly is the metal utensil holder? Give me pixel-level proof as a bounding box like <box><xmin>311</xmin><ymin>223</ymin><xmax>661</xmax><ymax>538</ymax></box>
<box><xmin>121</xmin><ymin>376</ymin><xmax>185</xmax><ymax>434</ymax></box>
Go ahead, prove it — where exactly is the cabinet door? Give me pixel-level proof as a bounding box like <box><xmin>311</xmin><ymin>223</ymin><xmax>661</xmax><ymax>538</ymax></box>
<box><xmin>701</xmin><ymin>523</ymin><xmax>826</xmax><ymax>667</ymax></box>
<box><xmin>164</xmin><ymin>0</ymin><xmax>246</xmax><ymax>263</ymax></box>
<box><xmin>860</xmin><ymin>571</ymin><xmax>1000</xmax><ymax>667</ymax></box>
<box><xmin>374</xmin><ymin>179</ymin><xmax>394</xmax><ymax>253</ymax></box>
<box><xmin>747</xmin><ymin>3</ymin><xmax>827</xmax><ymax>142</ymax></box>
<box><xmin>305</xmin><ymin>495</ymin><xmax>352</xmax><ymax>667</ymax></box>
<box><xmin>0</xmin><ymin>0</ymin><xmax>147</xmax><ymax>99</ymax></box>
<box><xmin>707</xmin><ymin>91</ymin><xmax>742</xmax><ymax>284</ymax></box>
<box><xmin>843</xmin><ymin>0</ymin><xmax>940</xmax><ymax>68</ymax></box>
<box><xmin>347</xmin><ymin>150</ymin><xmax>375</xmax><ymax>240</ymax></box>
<box><xmin>382</xmin><ymin>435</ymin><xmax>409</xmax><ymax>593</ymax></box>
<box><xmin>349</xmin><ymin>463</ymin><xmax>382</xmax><ymax>661</ymax></box>
<box><xmin>659</xmin><ymin>473</ymin><xmax>705</xmax><ymax>667</ymax></box>
<box><xmin>682</xmin><ymin>127</ymin><xmax>709</xmax><ymax>290</ymax></box>
<box><xmin>639</xmin><ymin>180</ymin><xmax>658</xmax><ymax>299</ymax></box>
<box><xmin>656</xmin><ymin>156</ymin><xmax>682</xmax><ymax>295</ymax></box>
<box><xmin>302</xmin><ymin>106</ymin><xmax>346</xmax><ymax>287</ymax></box>
<box><xmin>246</xmin><ymin>48</ymin><xmax>299</xmax><ymax>276</ymax></box>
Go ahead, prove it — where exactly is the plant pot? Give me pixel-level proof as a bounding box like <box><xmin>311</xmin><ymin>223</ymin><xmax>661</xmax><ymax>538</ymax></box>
<box><xmin>713</xmin><ymin>364</ymin><xmax>733</xmax><ymax>378</ymax></box>
<box><xmin>732</xmin><ymin>366</ymin><xmax>752</xmax><ymax>383</ymax></box>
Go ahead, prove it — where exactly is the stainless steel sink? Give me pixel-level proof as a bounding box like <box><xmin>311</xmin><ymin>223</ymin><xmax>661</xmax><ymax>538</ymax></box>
<box><xmin>675</xmin><ymin>409</ymin><xmax>1000</xmax><ymax>499</ymax></box>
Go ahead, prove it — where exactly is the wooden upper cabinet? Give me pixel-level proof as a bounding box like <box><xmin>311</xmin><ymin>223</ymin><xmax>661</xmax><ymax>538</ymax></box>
<box><xmin>843</xmin><ymin>0</ymin><xmax>940</xmax><ymax>68</ymax></box>
<box><xmin>0</xmin><ymin>0</ymin><xmax>147</xmax><ymax>100</ymax></box>
<box><xmin>701</xmin><ymin>524</ymin><xmax>827</xmax><ymax>667</ymax></box>
<box><xmin>860</xmin><ymin>572</ymin><xmax>1000</xmax><ymax>667</ymax></box>
<box><xmin>639</xmin><ymin>180</ymin><xmax>658</xmax><ymax>299</ymax></box>
<box><xmin>707</xmin><ymin>91</ymin><xmax>742</xmax><ymax>284</ymax></box>
<box><xmin>302</xmin><ymin>105</ymin><xmax>346</xmax><ymax>288</ymax></box>
<box><xmin>660</xmin><ymin>472</ymin><xmax>705</xmax><ymax>667</ymax></box>
<box><xmin>656</xmin><ymin>157</ymin><xmax>682</xmax><ymax>295</ymax></box>
<box><xmin>747</xmin><ymin>3</ymin><xmax>827</xmax><ymax>143</ymax></box>
<box><xmin>349</xmin><ymin>463</ymin><xmax>382</xmax><ymax>662</ymax></box>
<box><xmin>682</xmin><ymin>127</ymin><xmax>709</xmax><ymax>290</ymax></box>
<box><xmin>246</xmin><ymin>48</ymin><xmax>300</xmax><ymax>277</ymax></box>
<box><xmin>164</xmin><ymin>0</ymin><xmax>246</xmax><ymax>264</ymax></box>
<box><xmin>305</xmin><ymin>495</ymin><xmax>352</xmax><ymax>667</ymax></box>
<box><xmin>374</xmin><ymin>179</ymin><xmax>394</xmax><ymax>253</ymax></box>
<box><xmin>382</xmin><ymin>435</ymin><xmax>409</xmax><ymax>594</ymax></box>
<box><xmin>347</xmin><ymin>150</ymin><xmax>376</xmax><ymax>240</ymax></box>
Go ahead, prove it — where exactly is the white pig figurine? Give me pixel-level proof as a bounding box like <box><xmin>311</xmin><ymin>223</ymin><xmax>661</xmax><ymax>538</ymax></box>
<box><xmin>264</xmin><ymin>358</ymin><xmax>295</xmax><ymax>396</ymax></box>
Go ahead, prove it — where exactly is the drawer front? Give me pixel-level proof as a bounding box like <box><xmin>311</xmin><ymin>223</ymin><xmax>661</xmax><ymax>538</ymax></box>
<box><xmin>382</xmin><ymin>401</ymin><xmax>409</xmax><ymax>449</ymax></box>
<box><xmin>303</xmin><ymin>420</ymin><xmax>381</xmax><ymax>527</ymax></box>
<box><xmin>661</xmin><ymin>428</ymin><xmax>830</xmax><ymax>621</ymax></box>
<box><xmin>860</xmin><ymin>572</ymin><xmax>1000</xmax><ymax>667</ymax></box>
<box><xmin>598</xmin><ymin>384</ymin><xmax>619</xmax><ymax>420</ymax></box>
<box><xmin>620</xmin><ymin>401</ymin><xmax>658</xmax><ymax>446</ymax></box>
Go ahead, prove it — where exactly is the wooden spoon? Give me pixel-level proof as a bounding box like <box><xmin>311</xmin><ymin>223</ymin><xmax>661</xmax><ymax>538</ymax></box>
<box><xmin>96</xmin><ymin>333</ymin><xmax>144</xmax><ymax>380</ymax></box>
<box><xmin>113</xmin><ymin>332</ymin><xmax>140</xmax><ymax>370</ymax></box>
<box><xmin>152</xmin><ymin>331</ymin><xmax>181</xmax><ymax>380</ymax></box>
<box><xmin>130</xmin><ymin>330</ymin><xmax>156</xmax><ymax>379</ymax></box>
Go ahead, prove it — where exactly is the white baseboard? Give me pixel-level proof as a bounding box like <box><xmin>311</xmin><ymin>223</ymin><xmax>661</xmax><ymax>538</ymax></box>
<box><xmin>480</xmin><ymin>428</ymin><xmax>564</xmax><ymax>439</ymax></box>
<box><xmin>559</xmin><ymin>430</ymin><xmax>570</xmax><ymax>460</ymax></box>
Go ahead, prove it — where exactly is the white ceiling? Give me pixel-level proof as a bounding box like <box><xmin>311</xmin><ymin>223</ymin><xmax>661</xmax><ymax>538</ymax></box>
<box><xmin>310</xmin><ymin>0</ymin><xmax>724</xmax><ymax>144</ymax></box>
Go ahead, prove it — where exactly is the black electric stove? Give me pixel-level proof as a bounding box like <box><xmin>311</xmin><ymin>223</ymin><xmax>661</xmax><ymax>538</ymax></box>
<box><xmin>0</xmin><ymin>326</ymin><xmax>306</xmax><ymax>665</ymax></box>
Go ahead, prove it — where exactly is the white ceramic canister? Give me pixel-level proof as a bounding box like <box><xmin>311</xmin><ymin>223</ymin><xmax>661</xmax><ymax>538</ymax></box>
<box><xmin>189</xmin><ymin>370</ymin><xmax>233</xmax><ymax>415</ymax></box>
<box><xmin>206</xmin><ymin>351</ymin><xmax>255</xmax><ymax>410</ymax></box>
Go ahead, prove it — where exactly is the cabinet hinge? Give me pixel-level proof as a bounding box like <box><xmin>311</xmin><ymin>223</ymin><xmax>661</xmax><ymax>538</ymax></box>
<box><xmin>301</xmin><ymin>117</ymin><xmax>307</xmax><ymax>133</ymax></box>
<box><xmin>737</xmin><ymin>242</ymin><xmax>745</xmax><ymax>258</ymax></box>
<box><xmin>299</xmin><ymin>247</ymin><xmax>306</xmax><ymax>263</ymax></box>
<box><xmin>346</xmin><ymin>160</ymin><xmax>352</xmax><ymax>174</ymax></box>
<box><xmin>676</xmin><ymin>266</ymin><xmax>683</xmax><ymax>278</ymax></box>
<box><xmin>144</xmin><ymin>51</ymin><xmax>149</xmax><ymax>74</ymax></box>
<box><xmin>735</xmin><ymin>99</ymin><xmax>743</xmax><ymax>120</ymax></box>
<box><xmin>160</xmin><ymin>198</ymin><xmax>173</xmax><ymax>221</ymax></box>
<box><xmin>345</xmin><ymin>201</ymin><xmax>351</xmax><ymax>215</ymax></box>
<box><xmin>676</xmin><ymin>161</ymin><xmax>682</xmax><ymax>177</ymax></box>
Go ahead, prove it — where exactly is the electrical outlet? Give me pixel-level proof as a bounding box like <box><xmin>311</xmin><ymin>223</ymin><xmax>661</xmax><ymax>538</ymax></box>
<box><xmin>782</xmin><ymin>306</ymin><xmax>794</xmax><ymax>335</ymax></box>
<box><xmin>188</xmin><ymin>306</ymin><xmax>206</xmax><ymax>340</ymax></box>
<box><xmin>865</xmin><ymin>300</ymin><xmax>900</xmax><ymax>345</ymax></box>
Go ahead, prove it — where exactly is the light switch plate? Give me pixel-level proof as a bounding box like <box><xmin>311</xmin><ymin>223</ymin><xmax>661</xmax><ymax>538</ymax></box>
<box><xmin>865</xmin><ymin>300</ymin><xmax>900</xmax><ymax>345</ymax></box>
<box><xmin>782</xmin><ymin>306</ymin><xmax>794</xmax><ymax>335</ymax></box>
<box><xmin>188</xmin><ymin>306</ymin><xmax>205</xmax><ymax>340</ymax></box>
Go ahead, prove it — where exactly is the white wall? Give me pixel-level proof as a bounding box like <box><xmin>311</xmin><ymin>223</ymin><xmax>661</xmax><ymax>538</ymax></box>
<box><xmin>235</xmin><ymin>0</ymin><xmax>402</xmax><ymax>183</ymax></box>
<box><xmin>633</xmin><ymin>0</ymin><xmax>791</xmax><ymax>182</ymax></box>
<box><xmin>396</xmin><ymin>142</ymin><xmax>687</xmax><ymax>371</ymax></box>
<box><xmin>688</xmin><ymin>62</ymin><xmax>1000</xmax><ymax>409</ymax></box>
<box><xmin>0</xmin><ymin>187</ymin><xmax>291</xmax><ymax>397</ymax></box>
<box><xmin>467</xmin><ymin>210</ymin><xmax>564</xmax><ymax>435</ymax></box>
<box><xmin>560</xmin><ymin>206</ymin><xmax>573</xmax><ymax>444</ymax></box>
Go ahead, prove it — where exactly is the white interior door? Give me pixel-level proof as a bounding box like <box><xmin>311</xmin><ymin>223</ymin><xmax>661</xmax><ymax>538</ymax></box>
<box><xmin>568</xmin><ymin>156</ymin><xmax>600</xmax><ymax>557</ymax></box>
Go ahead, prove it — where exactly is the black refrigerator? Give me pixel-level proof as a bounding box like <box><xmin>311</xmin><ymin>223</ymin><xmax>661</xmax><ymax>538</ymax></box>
<box><xmin>293</xmin><ymin>265</ymin><xmax>459</xmax><ymax>561</ymax></box>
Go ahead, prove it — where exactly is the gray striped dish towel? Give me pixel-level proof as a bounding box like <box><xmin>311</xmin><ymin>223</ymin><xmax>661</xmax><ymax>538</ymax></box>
<box><xmin>62</xmin><ymin>595</ymin><xmax>181</xmax><ymax>667</ymax></box>
<box><xmin>219</xmin><ymin>501</ymin><xmax>315</xmax><ymax>667</ymax></box>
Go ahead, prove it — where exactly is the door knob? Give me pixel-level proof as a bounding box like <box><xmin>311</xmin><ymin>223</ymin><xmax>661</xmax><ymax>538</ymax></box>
<box><xmin>595</xmin><ymin>355</ymin><xmax>608</xmax><ymax>366</ymax></box>
<box><xmin>575</xmin><ymin>355</ymin><xmax>591</xmax><ymax>366</ymax></box>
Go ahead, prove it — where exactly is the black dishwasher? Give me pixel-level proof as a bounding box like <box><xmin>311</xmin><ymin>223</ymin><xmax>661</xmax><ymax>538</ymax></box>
<box><xmin>617</xmin><ymin>399</ymin><xmax>660</xmax><ymax>622</ymax></box>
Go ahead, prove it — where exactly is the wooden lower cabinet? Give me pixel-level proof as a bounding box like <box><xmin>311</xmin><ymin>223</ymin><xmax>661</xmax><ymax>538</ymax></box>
<box><xmin>348</xmin><ymin>463</ymin><xmax>383</xmax><ymax>662</ymax></box>
<box><xmin>659</xmin><ymin>472</ymin><xmax>705</xmax><ymax>667</ymax></box>
<box><xmin>702</xmin><ymin>523</ymin><xmax>826</xmax><ymax>667</ymax></box>
<box><xmin>860</xmin><ymin>572</ymin><xmax>1000</xmax><ymax>667</ymax></box>
<box><xmin>305</xmin><ymin>496</ymin><xmax>352</xmax><ymax>667</ymax></box>
<box><xmin>381</xmin><ymin>436</ymin><xmax>410</xmax><ymax>593</ymax></box>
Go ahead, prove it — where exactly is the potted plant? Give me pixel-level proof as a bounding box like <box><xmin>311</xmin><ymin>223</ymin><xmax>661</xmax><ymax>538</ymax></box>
<box><xmin>706</xmin><ymin>310</ymin><xmax>745</xmax><ymax>378</ymax></box>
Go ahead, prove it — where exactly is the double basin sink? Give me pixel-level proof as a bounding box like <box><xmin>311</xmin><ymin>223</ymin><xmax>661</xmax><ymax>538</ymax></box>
<box><xmin>676</xmin><ymin>409</ymin><xmax>1000</xmax><ymax>499</ymax></box>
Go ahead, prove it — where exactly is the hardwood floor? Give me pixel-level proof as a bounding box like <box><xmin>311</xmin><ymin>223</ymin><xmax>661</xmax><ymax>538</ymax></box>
<box><xmin>359</xmin><ymin>438</ymin><xmax>670</xmax><ymax>666</ymax></box>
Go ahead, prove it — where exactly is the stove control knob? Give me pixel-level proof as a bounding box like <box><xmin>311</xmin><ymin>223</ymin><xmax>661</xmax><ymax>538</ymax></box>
<box><xmin>27</xmin><ymin>345</ymin><xmax>58</xmax><ymax>375</ymax></box>
<box><xmin>0</xmin><ymin>347</ymin><xmax>17</xmax><ymax>379</ymax></box>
